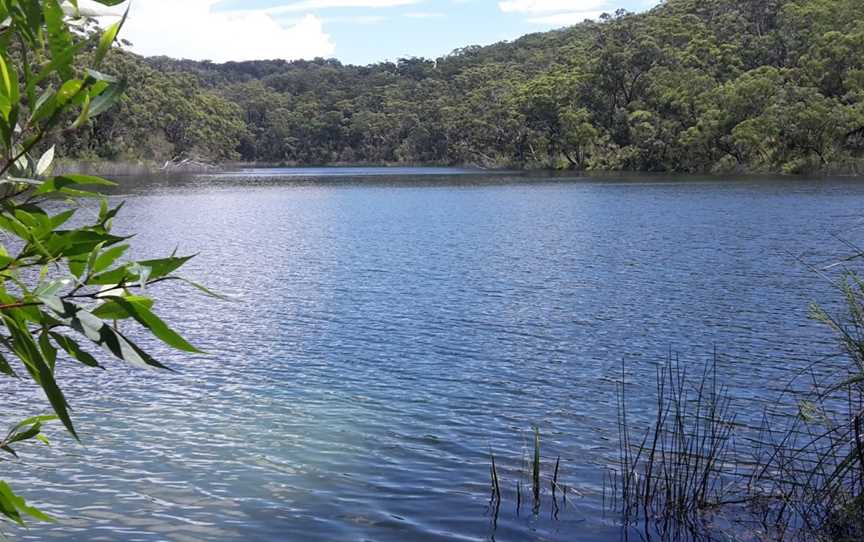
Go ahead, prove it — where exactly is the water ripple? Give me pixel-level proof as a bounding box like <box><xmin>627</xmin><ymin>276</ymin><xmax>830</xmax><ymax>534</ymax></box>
<box><xmin>3</xmin><ymin>173</ymin><xmax>862</xmax><ymax>541</ymax></box>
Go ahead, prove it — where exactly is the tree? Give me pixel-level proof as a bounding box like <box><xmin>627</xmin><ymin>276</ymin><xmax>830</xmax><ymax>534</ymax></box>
<box><xmin>559</xmin><ymin>107</ymin><xmax>598</xmax><ymax>169</ymax></box>
<box><xmin>0</xmin><ymin>0</ymin><xmax>214</xmax><ymax>526</ymax></box>
<box><xmin>47</xmin><ymin>0</ymin><xmax>860</xmax><ymax>173</ymax></box>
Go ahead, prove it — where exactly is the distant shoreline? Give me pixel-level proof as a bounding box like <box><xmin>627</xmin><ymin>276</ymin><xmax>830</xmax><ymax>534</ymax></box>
<box><xmin>55</xmin><ymin>159</ymin><xmax>495</xmax><ymax>176</ymax></box>
<box><xmin>54</xmin><ymin>159</ymin><xmax>864</xmax><ymax>178</ymax></box>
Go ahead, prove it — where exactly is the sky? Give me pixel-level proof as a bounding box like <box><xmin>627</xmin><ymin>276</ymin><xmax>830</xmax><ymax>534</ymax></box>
<box><xmin>80</xmin><ymin>0</ymin><xmax>659</xmax><ymax>66</ymax></box>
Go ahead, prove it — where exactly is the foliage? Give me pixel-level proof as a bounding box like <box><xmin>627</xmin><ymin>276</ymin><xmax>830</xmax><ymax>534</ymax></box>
<box><xmin>63</xmin><ymin>0</ymin><xmax>864</xmax><ymax>173</ymax></box>
<box><xmin>58</xmin><ymin>52</ymin><xmax>247</xmax><ymax>162</ymax></box>
<box><xmin>0</xmin><ymin>0</ymin><xmax>210</xmax><ymax>526</ymax></box>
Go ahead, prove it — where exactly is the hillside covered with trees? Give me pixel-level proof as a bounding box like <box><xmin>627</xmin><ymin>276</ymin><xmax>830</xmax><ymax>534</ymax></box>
<box><xmin>58</xmin><ymin>0</ymin><xmax>864</xmax><ymax>173</ymax></box>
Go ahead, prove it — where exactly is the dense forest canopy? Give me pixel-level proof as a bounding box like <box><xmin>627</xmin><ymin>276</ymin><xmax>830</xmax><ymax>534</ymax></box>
<box><xmin>58</xmin><ymin>0</ymin><xmax>864</xmax><ymax>173</ymax></box>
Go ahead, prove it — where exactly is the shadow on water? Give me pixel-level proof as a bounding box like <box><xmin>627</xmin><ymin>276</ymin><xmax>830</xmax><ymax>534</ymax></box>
<box><xmin>99</xmin><ymin>167</ymin><xmax>864</xmax><ymax>195</ymax></box>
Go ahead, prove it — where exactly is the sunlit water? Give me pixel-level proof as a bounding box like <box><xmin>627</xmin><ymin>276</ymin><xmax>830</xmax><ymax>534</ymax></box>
<box><xmin>3</xmin><ymin>169</ymin><xmax>864</xmax><ymax>541</ymax></box>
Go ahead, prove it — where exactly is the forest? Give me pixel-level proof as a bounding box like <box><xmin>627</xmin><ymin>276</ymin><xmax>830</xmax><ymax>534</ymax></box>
<box><xmin>56</xmin><ymin>0</ymin><xmax>864</xmax><ymax>173</ymax></box>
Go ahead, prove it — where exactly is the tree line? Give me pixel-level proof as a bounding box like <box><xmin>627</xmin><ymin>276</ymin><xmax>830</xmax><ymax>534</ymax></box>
<box><xmin>56</xmin><ymin>0</ymin><xmax>864</xmax><ymax>173</ymax></box>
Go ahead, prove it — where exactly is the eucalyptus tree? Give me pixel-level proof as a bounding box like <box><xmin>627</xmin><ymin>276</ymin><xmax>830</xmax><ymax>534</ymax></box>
<box><xmin>0</xmin><ymin>0</ymin><xmax>212</xmax><ymax>525</ymax></box>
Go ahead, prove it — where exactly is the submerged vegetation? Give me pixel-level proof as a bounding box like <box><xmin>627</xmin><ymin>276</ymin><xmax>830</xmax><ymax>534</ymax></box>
<box><xmin>52</xmin><ymin>0</ymin><xmax>864</xmax><ymax>174</ymax></box>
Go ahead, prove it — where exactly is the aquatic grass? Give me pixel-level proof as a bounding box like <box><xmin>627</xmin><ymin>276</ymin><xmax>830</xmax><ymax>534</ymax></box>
<box><xmin>489</xmin><ymin>452</ymin><xmax>501</xmax><ymax>503</ymax></box>
<box><xmin>612</xmin><ymin>354</ymin><xmax>739</xmax><ymax>538</ymax></box>
<box><xmin>489</xmin><ymin>242</ymin><xmax>864</xmax><ymax>540</ymax></box>
<box><xmin>551</xmin><ymin>456</ymin><xmax>560</xmax><ymax>500</ymax></box>
<box><xmin>532</xmin><ymin>427</ymin><xmax>541</xmax><ymax>507</ymax></box>
<box><xmin>606</xmin><ymin>271</ymin><xmax>864</xmax><ymax>541</ymax></box>
<box><xmin>516</xmin><ymin>480</ymin><xmax>522</xmax><ymax>513</ymax></box>
<box><xmin>487</xmin><ymin>427</ymin><xmax>576</xmax><ymax>523</ymax></box>
<box><xmin>737</xmin><ymin>270</ymin><xmax>864</xmax><ymax>541</ymax></box>
<box><xmin>741</xmin><ymin>281</ymin><xmax>864</xmax><ymax>541</ymax></box>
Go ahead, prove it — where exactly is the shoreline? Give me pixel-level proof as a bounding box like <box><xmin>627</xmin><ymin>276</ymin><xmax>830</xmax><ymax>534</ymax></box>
<box><xmin>55</xmin><ymin>159</ymin><xmax>864</xmax><ymax>178</ymax></box>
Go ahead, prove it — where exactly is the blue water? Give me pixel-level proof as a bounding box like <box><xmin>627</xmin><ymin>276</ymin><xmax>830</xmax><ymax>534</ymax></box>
<box><xmin>3</xmin><ymin>170</ymin><xmax>863</xmax><ymax>541</ymax></box>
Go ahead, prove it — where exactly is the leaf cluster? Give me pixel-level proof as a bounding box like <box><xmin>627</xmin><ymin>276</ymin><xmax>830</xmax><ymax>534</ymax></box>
<box><xmin>0</xmin><ymin>0</ymin><xmax>213</xmax><ymax>525</ymax></box>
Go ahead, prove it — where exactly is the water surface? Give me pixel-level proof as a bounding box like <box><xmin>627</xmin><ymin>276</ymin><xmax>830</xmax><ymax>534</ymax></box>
<box><xmin>4</xmin><ymin>170</ymin><xmax>863</xmax><ymax>541</ymax></box>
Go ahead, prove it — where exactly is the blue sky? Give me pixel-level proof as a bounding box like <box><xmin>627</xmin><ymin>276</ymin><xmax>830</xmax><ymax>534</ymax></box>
<box><xmin>96</xmin><ymin>0</ymin><xmax>658</xmax><ymax>65</ymax></box>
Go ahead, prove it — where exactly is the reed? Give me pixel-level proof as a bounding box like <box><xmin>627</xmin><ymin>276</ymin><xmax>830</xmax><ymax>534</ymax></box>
<box><xmin>516</xmin><ymin>480</ymin><xmax>522</xmax><ymax>513</ymax></box>
<box><xmin>487</xmin><ymin>427</ymin><xmax>574</xmax><ymax>520</ymax></box>
<box><xmin>730</xmin><ymin>271</ymin><xmax>864</xmax><ymax>541</ymax></box>
<box><xmin>609</xmin><ymin>336</ymin><xmax>863</xmax><ymax>540</ymax></box>
<box><xmin>532</xmin><ymin>427</ymin><xmax>541</xmax><ymax>505</ymax></box>
<box><xmin>612</xmin><ymin>354</ymin><xmax>738</xmax><ymax>538</ymax></box>
<box><xmin>551</xmin><ymin>456</ymin><xmax>560</xmax><ymax>500</ymax></box>
<box><xmin>489</xmin><ymin>452</ymin><xmax>501</xmax><ymax>503</ymax></box>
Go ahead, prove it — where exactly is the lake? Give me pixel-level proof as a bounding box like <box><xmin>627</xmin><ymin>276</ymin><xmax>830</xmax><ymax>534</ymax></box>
<box><xmin>4</xmin><ymin>169</ymin><xmax>863</xmax><ymax>541</ymax></box>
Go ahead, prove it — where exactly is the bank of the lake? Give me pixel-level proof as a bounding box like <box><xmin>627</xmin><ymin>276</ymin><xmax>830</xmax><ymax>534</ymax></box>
<box><xmin>56</xmin><ymin>159</ymin><xmax>864</xmax><ymax>182</ymax></box>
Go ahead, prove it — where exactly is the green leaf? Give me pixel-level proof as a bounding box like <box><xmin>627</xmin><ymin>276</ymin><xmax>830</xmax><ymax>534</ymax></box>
<box><xmin>70</xmin><ymin>93</ymin><xmax>90</xmax><ymax>129</ymax></box>
<box><xmin>84</xmin><ymin>241</ymin><xmax>106</xmax><ymax>279</ymax></box>
<box><xmin>86</xmin><ymin>69</ymin><xmax>118</xmax><ymax>83</ymax></box>
<box><xmin>8</xmin><ymin>415</ymin><xmax>58</xmax><ymax>434</ymax></box>
<box><xmin>93</xmin><ymin>244</ymin><xmax>128</xmax><ymax>273</ymax></box>
<box><xmin>43</xmin><ymin>0</ymin><xmax>75</xmax><ymax>81</ymax></box>
<box><xmin>98</xmin><ymin>200</ymin><xmax>125</xmax><ymax>226</ymax></box>
<box><xmin>91</xmin><ymin>295</ymin><xmax>153</xmax><ymax>320</ymax></box>
<box><xmin>36</xmin><ymin>146</ymin><xmax>55</xmax><ymax>176</ymax></box>
<box><xmin>36</xmin><ymin>174</ymin><xmax>116</xmax><ymax>196</ymax></box>
<box><xmin>93</xmin><ymin>6</ymin><xmax>127</xmax><ymax>67</ymax></box>
<box><xmin>0</xmin><ymin>482</ymin><xmax>54</xmax><ymax>523</ymax></box>
<box><xmin>41</xmin><ymin>297</ymin><xmax>170</xmax><ymax>371</ymax></box>
<box><xmin>40</xmin><ymin>230</ymin><xmax>127</xmax><ymax>259</ymax></box>
<box><xmin>105</xmin><ymin>296</ymin><xmax>202</xmax><ymax>353</ymax></box>
<box><xmin>89</xmin><ymin>79</ymin><xmax>127</xmax><ymax>117</ymax></box>
<box><xmin>33</xmin><ymin>278</ymin><xmax>74</xmax><ymax>298</ymax></box>
<box><xmin>2</xmin><ymin>315</ymin><xmax>78</xmax><ymax>440</ymax></box>
<box><xmin>94</xmin><ymin>23</ymin><xmax>120</xmax><ymax>67</ymax></box>
<box><xmin>176</xmin><ymin>277</ymin><xmax>234</xmax><ymax>301</ymax></box>
<box><xmin>89</xmin><ymin>255</ymin><xmax>195</xmax><ymax>285</ymax></box>
<box><xmin>0</xmin><ymin>350</ymin><xmax>16</xmax><ymax>377</ymax></box>
<box><xmin>49</xmin><ymin>332</ymin><xmax>103</xmax><ymax>369</ymax></box>
<box><xmin>5</xmin><ymin>422</ymin><xmax>43</xmax><ymax>447</ymax></box>
<box><xmin>30</xmin><ymin>88</ymin><xmax>57</xmax><ymax>122</ymax></box>
<box><xmin>0</xmin><ymin>484</ymin><xmax>23</xmax><ymax>524</ymax></box>
<box><xmin>0</xmin><ymin>53</ymin><xmax>19</xmax><ymax>122</ymax></box>
<box><xmin>0</xmin><ymin>212</ymin><xmax>34</xmax><ymax>240</ymax></box>
<box><xmin>50</xmin><ymin>209</ymin><xmax>76</xmax><ymax>228</ymax></box>
<box><xmin>39</xmin><ymin>330</ymin><xmax>58</xmax><ymax>371</ymax></box>
<box><xmin>56</xmin><ymin>79</ymin><xmax>83</xmax><ymax>106</ymax></box>
<box><xmin>2</xmin><ymin>415</ymin><xmax>57</xmax><ymax>453</ymax></box>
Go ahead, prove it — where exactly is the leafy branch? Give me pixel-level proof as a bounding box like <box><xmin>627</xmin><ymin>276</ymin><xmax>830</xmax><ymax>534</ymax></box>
<box><xmin>0</xmin><ymin>0</ymin><xmax>216</xmax><ymax>526</ymax></box>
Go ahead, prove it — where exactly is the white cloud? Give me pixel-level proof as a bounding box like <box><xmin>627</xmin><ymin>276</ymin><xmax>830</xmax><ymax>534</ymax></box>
<box><xmin>499</xmin><ymin>0</ymin><xmax>610</xmax><ymax>27</ymax></box>
<box><xmin>404</xmin><ymin>11</ymin><xmax>445</xmax><ymax>18</ymax></box>
<box><xmin>256</xmin><ymin>0</ymin><xmax>421</xmax><ymax>14</ymax></box>
<box><xmin>499</xmin><ymin>0</ymin><xmax>606</xmax><ymax>13</ymax></box>
<box><xmin>527</xmin><ymin>10</ymin><xmax>605</xmax><ymax>24</ymax></box>
<box><xmin>94</xmin><ymin>0</ymin><xmax>335</xmax><ymax>62</ymax></box>
<box><xmin>322</xmin><ymin>14</ymin><xmax>389</xmax><ymax>23</ymax></box>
